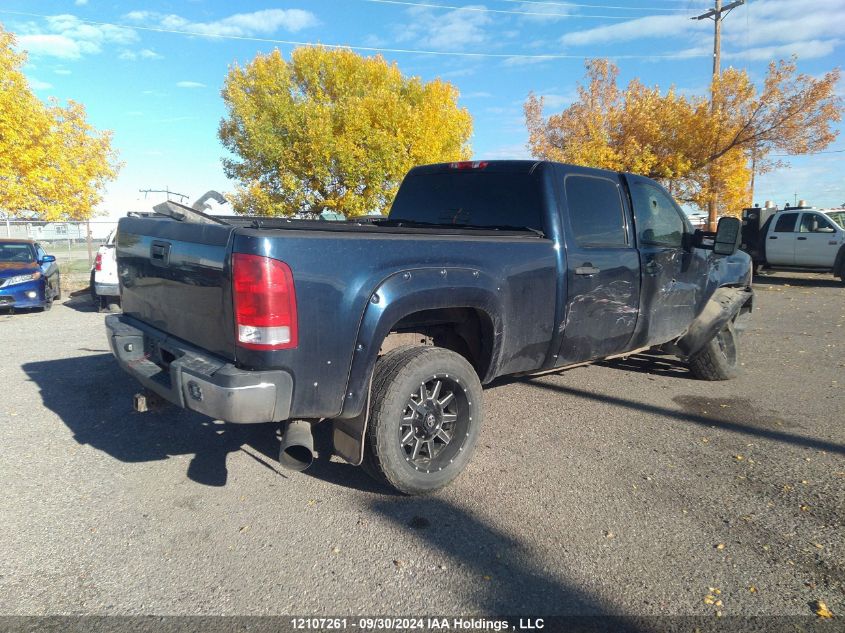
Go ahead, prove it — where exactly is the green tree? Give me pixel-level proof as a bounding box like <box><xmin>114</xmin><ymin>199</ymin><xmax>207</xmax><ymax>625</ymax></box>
<box><xmin>0</xmin><ymin>25</ymin><xmax>119</xmax><ymax>220</ymax></box>
<box><xmin>219</xmin><ymin>46</ymin><xmax>473</xmax><ymax>217</ymax></box>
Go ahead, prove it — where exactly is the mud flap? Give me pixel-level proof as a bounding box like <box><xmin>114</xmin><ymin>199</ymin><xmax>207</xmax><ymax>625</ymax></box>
<box><xmin>677</xmin><ymin>287</ymin><xmax>753</xmax><ymax>358</ymax></box>
<box><xmin>331</xmin><ymin>378</ymin><xmax>372</xmax><ymax>466</ymax></box>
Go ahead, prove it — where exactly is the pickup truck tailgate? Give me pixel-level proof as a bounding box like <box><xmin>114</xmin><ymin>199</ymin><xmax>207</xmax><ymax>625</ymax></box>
<box><xmin>116</xmin><ymin>217</ymin><xmax>236</xmax><ymax>360</ymax></box>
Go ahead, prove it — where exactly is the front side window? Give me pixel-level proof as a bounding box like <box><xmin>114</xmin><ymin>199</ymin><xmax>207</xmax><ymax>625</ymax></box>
<box><xmin>774</xmin><ymin>213</ymin><xmax>798</xmax><ymax>232</ymax></box>
<box><xmin>799</xmin><ymin>213</ymin><xmax>834</xmax><ymax>233</ymax></box>
<box><xmin>631</xmin><ymin>182</ymin><xmax>685</xmax><ymax>247</ymax></box>
<box><xmin>564</xmin><ymin>175</ymin><xmax>628</xmax><ymax>247</ymax></box>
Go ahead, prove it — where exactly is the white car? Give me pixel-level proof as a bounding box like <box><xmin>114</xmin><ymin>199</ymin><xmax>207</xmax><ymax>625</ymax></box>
<box><xmin>90</xmin><ymin>229</ymin><xmax>120</xmax><ymax>311</ymax></box>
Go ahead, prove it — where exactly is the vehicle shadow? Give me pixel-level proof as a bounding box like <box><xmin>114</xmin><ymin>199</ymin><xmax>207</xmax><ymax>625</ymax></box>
<box><xmin>505</xmin><ymin>377</ymin><xmax>845</xmax><ymax>456</ymax></box>
<box><xmin>596</xmin><ymin>353</ymin><xmax>692</xmax><ymax>379</ymax></box>
<box><xmin>753</xmin><ymin>273</ymin><xmax>842</xmax><ymax>288</ymax></box>
<box><xmin>61</xmin><ymin>293</ymin><xmax>101</xmax><ymax>313</ymax></box>
<box><xmin>369</xmin><ymin>496</ymin><xmax>642</xmax><ymax>625</ymax></box>
<box><xmin>22</xmin><ymin>353</ymin><xmax>395</xmax><ymax>493</ymax></box>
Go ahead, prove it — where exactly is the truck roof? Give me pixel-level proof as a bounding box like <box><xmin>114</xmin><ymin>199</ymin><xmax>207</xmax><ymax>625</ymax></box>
<box><xmin>408</xmin><ymin>160</ymin><xmax>625</xmax><ymax>180</ymax></box>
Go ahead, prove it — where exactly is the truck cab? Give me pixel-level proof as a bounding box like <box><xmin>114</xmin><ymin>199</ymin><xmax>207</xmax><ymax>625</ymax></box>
<box><xmin>761</xmin><ymin>207</ymin><xmax>845</xmax><ymax>278</ymax></box>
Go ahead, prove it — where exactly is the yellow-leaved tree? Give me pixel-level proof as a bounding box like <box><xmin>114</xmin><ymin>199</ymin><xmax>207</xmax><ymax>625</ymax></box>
<box><xmin>0</xmin><ymin>25</ymin><xmax>119</xmax><ymax>220</ymax></box>
<box><xmin>219</xmin><ymin>46</ymin><xmax>473</xmax><ymax>217</ymax></box>
<box><xmin>525</xmin><ymin>59</ymin><xmax>841</xmax><ymax>223</ymax></box>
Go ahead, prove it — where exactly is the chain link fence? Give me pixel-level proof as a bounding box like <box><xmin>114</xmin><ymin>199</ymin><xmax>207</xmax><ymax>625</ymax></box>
<box><xmin>3</xmin><ymin>220</ymin><xmax>120</xmax><ymax>292</ymax></box>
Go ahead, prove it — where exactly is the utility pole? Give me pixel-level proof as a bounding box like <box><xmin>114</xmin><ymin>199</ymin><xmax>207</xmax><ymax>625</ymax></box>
<box><xmin>693</xmin><ymin>0</ymin><xmax>746</xmax><ymax>230</ymax></box>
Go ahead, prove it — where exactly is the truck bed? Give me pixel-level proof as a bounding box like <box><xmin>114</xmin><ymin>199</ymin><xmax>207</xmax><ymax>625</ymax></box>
<box><xmin>117</xmin><ymin>215</ymin><xmax>557</xmax><ymax>419</ymax></box>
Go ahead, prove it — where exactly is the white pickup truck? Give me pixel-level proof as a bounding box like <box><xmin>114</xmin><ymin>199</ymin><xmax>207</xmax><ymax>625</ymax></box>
<box><xmin>749</xmin><ymin>208</ymin><xmax>845</xmax><ymax>282</ymax></box>
<box><xmin>89</xmin><ymin>228</ymin><xmax>121</xmax><ymax>311</ymax></box>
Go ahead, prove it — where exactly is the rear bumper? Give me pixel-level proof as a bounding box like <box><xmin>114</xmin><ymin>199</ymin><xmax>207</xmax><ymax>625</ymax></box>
<box><xmin>94</xmin><ymin>282</ymin><xmax>120</xmax><ymax>297</ymax></box>
<box><xmin>105</xmin><ymin>314</ymin><xmax>293</xmax><ymax>423</ymax></box>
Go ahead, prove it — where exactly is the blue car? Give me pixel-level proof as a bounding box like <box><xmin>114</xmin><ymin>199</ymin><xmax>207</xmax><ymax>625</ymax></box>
<box><xmin>0</xmin><ymin>239</ymin><xmax>62</xmax><ymax>311</ymax></box>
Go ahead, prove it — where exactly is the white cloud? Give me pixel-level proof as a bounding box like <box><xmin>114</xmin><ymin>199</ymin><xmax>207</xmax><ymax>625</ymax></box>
<box><xmin>119</xmin><ymin>48</ymin><xmax>163</xmax><ymax>61</ymax></box>
<box><xmin>559</xmin><ymin>14</ymin><xmax>702</xmax><ymax>47</ymax></box>
<box><xmin>502</xmin><ymin>55</ymin><xmax>555</xmax><ymax>67</ymax></box>
<box><xmin>477</xmin><ymin>142</ymin><xmax>532</xmax><ymax>160</ymax></box>
<box><xmin>558</xmin><ymin>0</ymin><xmax>844</xmax><ymax>63</ymax></box>
<box><xmin>176</xmin><ymin>81</ymin><xmax>205</xmax><ymax>89</ymax></box>
<box><xmin>28</xmin><ymin>77</ymin><xmax>53</xmax><ymax>90</ymax></box>
<box><xmin>125</xmin><ymin>8</ymin><xmax>319</xmax><ymax>37</ymax></box>
<box><xmin>515</xmin><ymin>1</ymin><xmax>573</xmax><ymax>23</ymax></box>
<box><xmin>53</xmin><ymin>68</ymin><xmax>72</xmax><ymax>75</ymax></box>
<box><xmin>74</xmin><ymin>0</ymin><xmax>88</xmax><ymax>5</ymax></box>
<box><xmin>396</xmin><ymin>6</ymin><xmax>492</xmax><ymax>51</ymax></box>
<box><xmin>726</xmin><ymin>39</ymin><xmax>841</xmax><ymax>62</ymax></box>
<box><xmin>535</xmin><ymin>92</ymin><xmax>577</xmax><ymax>110</ymax></box>
<box><xmin>730</xmin><ymin>0</ymin><xmax>845</xmax><ymax>47</ymax></box>
<box><xmin>15</xmin><ymin>14</ymin><xmax>137</xmax><ymax>59</ymax></box>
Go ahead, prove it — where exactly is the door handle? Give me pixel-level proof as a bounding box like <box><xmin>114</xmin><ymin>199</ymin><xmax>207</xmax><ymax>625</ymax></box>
<box><xmin>575</xmin><ymin>265</ymin><xmax>601</xmax><ymax>276</ymax></box>
<box><xmin>768</xmin><ymin>236</ymin><xmax>778</xmax><ymax>239</ymax></box>
<box><xmin>796</xmin><ymin>237</ymin><xmax>807</xmax><ymax>241</ymax></box>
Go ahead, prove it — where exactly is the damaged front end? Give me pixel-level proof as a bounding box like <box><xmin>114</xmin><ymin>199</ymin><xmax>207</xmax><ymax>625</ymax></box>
<box><xmin>675</xmin><ymin>285</ymin><xmax>753</xmax><ymax>358</ymax></box>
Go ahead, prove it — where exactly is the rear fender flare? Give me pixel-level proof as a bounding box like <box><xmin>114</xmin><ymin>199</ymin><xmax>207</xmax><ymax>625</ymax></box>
<box><xmin>676</xmin><ymin>286</ymin><xmax>753</xmax><ymax>358</ymax></box>
<box><xmin>332</xmin><ymin>267</ymin><xmax>503</xmax><ymax>466</ymax></box>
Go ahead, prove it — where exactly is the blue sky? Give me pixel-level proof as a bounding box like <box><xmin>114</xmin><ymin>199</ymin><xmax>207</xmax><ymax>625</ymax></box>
<box><xmin>2</xmin><ymin>0</ymin><xmax>843</xmax><ymax>219</ymax></box>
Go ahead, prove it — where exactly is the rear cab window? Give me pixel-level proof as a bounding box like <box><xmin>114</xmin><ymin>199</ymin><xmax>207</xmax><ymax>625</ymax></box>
<box><xmin>774</xmin><ymin>213</ymin><xmax>798</xmax><ymax>232</ymax></box>
<box><xmin>388</xmin><ymin>165</ymin><xmax>546</xmax><ymax>234</ymax></box>
<box><xmin>563</xmin><ymin>174</ymin><xmax>629</xmax><ymax>247</ymax></box>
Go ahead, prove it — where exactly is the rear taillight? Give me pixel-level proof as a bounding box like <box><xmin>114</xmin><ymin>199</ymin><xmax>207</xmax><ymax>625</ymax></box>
<box><xmin>232</xmin><ymin>253</ymin><xmax>298</xmax><ymax>350</ymax></box>
<box><xmin>94</xmin><ymin>253</ymin><xmax>103</xmax><ymax>271</ymax></box>
<box><xmin>449</xmin><ymin>161</ymin><xmax>488</xmax><ymax>170</ymax></box>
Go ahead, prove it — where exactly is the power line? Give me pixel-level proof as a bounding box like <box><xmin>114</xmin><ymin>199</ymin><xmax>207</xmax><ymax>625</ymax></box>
<box><xmin>497</xmin><ymin>0</ymin><xmax>690</xmax><ymax>12</ymax></box>
<box><xmin>364</xmin><ymin>0</ymin><xmax>647</xmax><ymax>19</ymax></box>
<box><xmin>0</xmin><ymin>9</ymin><xmax>710</xmax><ymax>60</ymax></box>
<box><xmin>771</xmin><ymin>149</ymin><xmax>845</xmax><ymax>156</ymax></box>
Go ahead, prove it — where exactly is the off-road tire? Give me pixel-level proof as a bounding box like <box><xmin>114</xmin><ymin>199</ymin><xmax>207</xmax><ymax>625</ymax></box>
<box><xmin>362</xmin><ymin>345</ymin><xmax>483</xmax><ymax>495</ymax></box>
<box><xmin>688</xmin><ymin>322</ymin><xmax>740</xmax><ymax>380</ymax></box>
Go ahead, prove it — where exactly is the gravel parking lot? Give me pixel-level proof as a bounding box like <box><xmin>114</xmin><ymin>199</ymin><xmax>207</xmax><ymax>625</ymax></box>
<box><xmin>0</xmin><ymin>272</ymin><xmax>842</xmax><ymax>621</ymax></box>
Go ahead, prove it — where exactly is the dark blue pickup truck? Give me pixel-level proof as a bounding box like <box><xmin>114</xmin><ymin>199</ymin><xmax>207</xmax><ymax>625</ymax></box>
<box><xmin>106</xmin><ymin>161</ymin><xmax>752</xmax><ymax>494</ymax></box>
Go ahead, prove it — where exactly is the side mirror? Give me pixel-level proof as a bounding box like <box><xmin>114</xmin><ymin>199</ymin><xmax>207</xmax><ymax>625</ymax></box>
<box><xmin>40</xmin><ymin>254</ymin><xmax>56</xmax><ymax>263</ymax></box>
<box><xmin>713</xmin><ymin>217</ymin><xmax>741</xmax><ymax>256</ymax></box>
<box><xmin>817</xmin><ymin>226</ymin><xmax>835</xmax><ymax>233</ymax></box>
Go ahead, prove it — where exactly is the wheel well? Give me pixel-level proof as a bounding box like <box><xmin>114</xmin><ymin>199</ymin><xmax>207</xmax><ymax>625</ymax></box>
<box><xmin>379</xmin><ymin>307</ymin><xmax>494</xmax><ymax>379</ymax></box>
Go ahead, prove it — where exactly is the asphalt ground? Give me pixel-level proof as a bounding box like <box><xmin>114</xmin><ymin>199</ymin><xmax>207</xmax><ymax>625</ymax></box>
<box><xmin>0</xmin><ymin>271</ymin><xmax>842</xmax><ymax>622</ymax></box>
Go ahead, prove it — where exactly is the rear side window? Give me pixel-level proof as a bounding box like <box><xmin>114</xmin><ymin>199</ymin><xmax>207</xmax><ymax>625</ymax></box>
<box><xmin>564</xmin><ymin>175</ymin><xmax>628</xmax><ymax>247</ymax></box>
<box><xmin>774</xmin><ymin>213</ymin><xmax>798</xmax><ymax>232</ymax></box>
<box><xmin>388</xmin><ymin>171</ymin><xmax>545</xmax><ymax>233</ymax></box>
